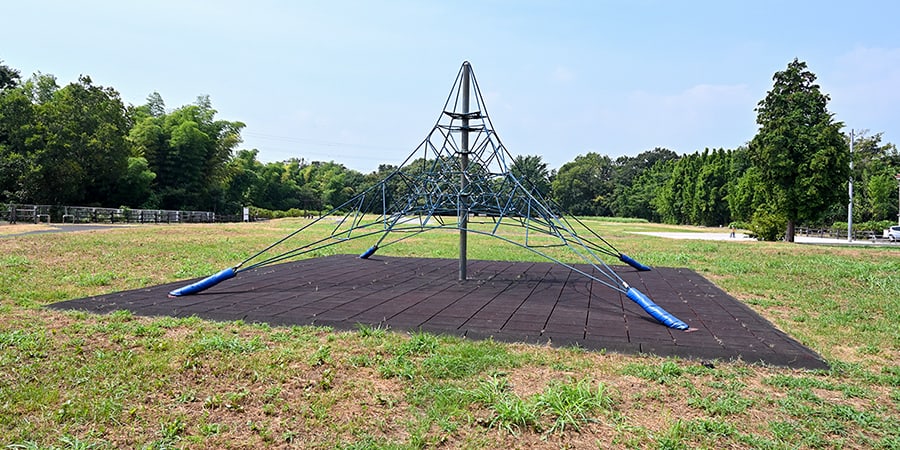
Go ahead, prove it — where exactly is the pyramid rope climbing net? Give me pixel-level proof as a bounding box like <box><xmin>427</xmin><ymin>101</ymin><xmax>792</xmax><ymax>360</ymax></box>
<box><xmin>169</xmin><ymin>61</ymin><xmax>690</xmax><ymax>331</ymax></box>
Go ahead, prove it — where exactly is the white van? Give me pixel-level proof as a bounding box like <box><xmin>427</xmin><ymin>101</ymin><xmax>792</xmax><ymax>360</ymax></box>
<box><xmin>888</xmin><ymin>226</ymin><xmax>900</xmax><ymax>242</ymax></box>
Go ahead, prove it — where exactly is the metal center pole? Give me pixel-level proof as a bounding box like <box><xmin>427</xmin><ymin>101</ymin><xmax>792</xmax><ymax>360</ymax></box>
<box><xmin>459</xmin><ymin>63</ymin><xmax>470</xmax><ymax>281</ymax></box>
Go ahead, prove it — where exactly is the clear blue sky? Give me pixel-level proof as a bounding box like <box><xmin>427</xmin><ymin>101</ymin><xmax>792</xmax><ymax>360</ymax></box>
<box><xmin>5</xmin><ymin>0</ymin><xmax>899</xmax><ymax>172</ymax></box>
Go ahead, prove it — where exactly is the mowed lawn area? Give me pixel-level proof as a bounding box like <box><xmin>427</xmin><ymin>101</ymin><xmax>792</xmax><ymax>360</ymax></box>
<box><xmin>1</xmin><ymin>218</ymin><xmax>898</xmax><ymax>449</ymax></box>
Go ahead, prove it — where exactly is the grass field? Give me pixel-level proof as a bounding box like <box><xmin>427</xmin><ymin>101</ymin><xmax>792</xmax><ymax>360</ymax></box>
<box><xmin>1</xmin><ymin>219</ymin><xmax>899</xmax><ymax>449</ymax></box>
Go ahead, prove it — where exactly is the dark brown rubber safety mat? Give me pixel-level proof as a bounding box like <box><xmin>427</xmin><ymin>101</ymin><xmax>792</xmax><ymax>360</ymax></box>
<box><xmin>48</xmin><ymin>255</ymin><xmax>827</xmax><ymax>369</ymax></box>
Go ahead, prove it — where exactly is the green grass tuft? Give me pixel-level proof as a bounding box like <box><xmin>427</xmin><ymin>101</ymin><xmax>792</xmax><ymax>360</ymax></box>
<box><xmin>534</xmin><ymin>377</ymin><xmax>613</xmax><ymax>433</ymax></box>
<box><xmin>621</xmin><ymin>360</ymin><xmax>684</xmax><ymax>384</ymax></box>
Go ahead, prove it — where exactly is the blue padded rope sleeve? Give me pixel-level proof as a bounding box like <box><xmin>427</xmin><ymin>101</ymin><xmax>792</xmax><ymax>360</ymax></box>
<box><xmin>619</xmin><ymin>253</ymin><xmax>651</xmax><ymax>271</ymax></box>
<box><xmin>168</xmin><ymin>267</ymin><xmax>236</xmax><ymax>297</ymax></box>
<box><xmin>626</xmin><ymin>287</ymin><xmax>689</xmax><ymax>330</ymax></box>
<box><xmin>359</xmin><ymin>245</ymin><xmax>378</xmax><ymax>259</ymax></box>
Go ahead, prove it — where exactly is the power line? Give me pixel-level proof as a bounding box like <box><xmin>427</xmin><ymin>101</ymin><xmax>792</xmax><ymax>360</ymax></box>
<box><xmin>242</xmin><ymin>131</ymin><xmax>409</xmax><ymax>152</ymax></box>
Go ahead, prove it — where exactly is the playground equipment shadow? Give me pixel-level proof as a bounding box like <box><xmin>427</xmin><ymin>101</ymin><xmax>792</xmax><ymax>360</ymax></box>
<box><xmin>49</xmin><ymin>254</ymin><xmax>827</xmax><ymax>370</ymax></box>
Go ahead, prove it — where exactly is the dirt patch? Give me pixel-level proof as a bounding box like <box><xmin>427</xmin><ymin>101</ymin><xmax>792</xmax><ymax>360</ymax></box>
<box><xmin>504</xmin><ymin>365</ymin><xmax>573</xmax><ymax>398</ymax></box>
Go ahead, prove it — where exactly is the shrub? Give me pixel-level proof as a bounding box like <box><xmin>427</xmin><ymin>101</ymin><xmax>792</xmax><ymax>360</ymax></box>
<box><xmin>750</xmin><ymin>210</ymin><xmax>785</xmax><ymax>241</ymax></box>
<box><xmin>855</xmin><ymin>220</ymin><xmax>894</xmax><ymax>233</ymax></box>
<box><xmin>248</xmin><ymin>206</ymin><xmax>319</xmax><ymax>220</ymax></box>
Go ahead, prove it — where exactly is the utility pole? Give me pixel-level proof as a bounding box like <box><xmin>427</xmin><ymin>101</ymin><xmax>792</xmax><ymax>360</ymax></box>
<box><xmin>847</xmin><ymin>129</ymin><xmax>854</xmax><ymax>242</ymax></box>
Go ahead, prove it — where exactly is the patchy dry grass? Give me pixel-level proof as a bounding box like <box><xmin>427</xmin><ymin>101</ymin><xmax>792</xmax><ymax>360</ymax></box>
<box><xmin>1</xmin><ymin>219</ymin><xmax>899</xmax><ymax>448</ymax></box>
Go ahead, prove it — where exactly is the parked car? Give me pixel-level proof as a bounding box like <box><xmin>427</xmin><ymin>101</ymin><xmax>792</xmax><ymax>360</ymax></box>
<box><xmin>889</xmin><ymin>226</ymin><xmax>900</xmax><ymax>242</ymax></box>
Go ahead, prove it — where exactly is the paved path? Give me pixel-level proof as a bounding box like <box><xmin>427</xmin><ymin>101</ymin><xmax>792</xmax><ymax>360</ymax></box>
<box><xmin>1</xmin><ymin>223</ymin><xmax>130</xmax><ymax>238</ymax></box>
<box><xmin>632</xmin><ymin>231</ymin><xmax>898</xmax><ymax>246</ymax></box>
<box><xmin>49</xmin><ymin>255</ymin><xmax>827</xmax><ymax>369</ymax></box>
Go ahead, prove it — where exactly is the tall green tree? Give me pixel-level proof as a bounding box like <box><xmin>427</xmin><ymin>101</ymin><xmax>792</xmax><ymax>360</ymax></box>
<box><xmin>360</xmin><ymin>164</ymin><xmax>400</xmax><ymax>214</ymax></box>
<box><xmin>256</xmin><ymin>160</ymin><xmax>304</xmax><ymax>211</ymax></box>
<box><xmin>655</xmin><ymin>154</ymin><xmax>697</xmax><ymax>224</ymax></box>
<box><xmin>551</xmin><ymin>152</ymin><xmax>615</xmax><ymax>216</ymax></box>
<box><xmin>27</xmin><ymin>75</ymin><xmax>131</xmax><ymax>205</ymax></box>
<box><xmin>23</xmin><ymin>72</ymin><xmax>59</xmax><ymax>105</ymax></box>
<box><xmin>866</xmin><ymin>171</ymin><xmax>899</xmax><ymax>222</ymax></box>
<box><xmin>690</xmin><ymin>149</ymin><xmax>732</xmax><ymax>226</ymax></box>
<box><xmin>129</xmin><ymin>95</ymin><xmax>245</xmax><ymax>210</ymax></box>
<box><xmin>298</xmin><ymin>161</ymin><xmax>365</xmax><ymax>210</ymax></box>
<box><xmin>0</xmin><ymin>72</ymin><xmax>59</xmax><ymax>202</ymax></box>
<box><xmin>749</xmin><ymin>58</ymin><xmax>848</xmax><ymax>241</ymax></box>
<box><xmin>618</xmin><ymin>157</ymin><xmax>675</xmax><ymax>222</ymax></box>
<box><xmin>846</xmin><ymin>131</ymin><xmax>900</xmax><ymax>222</ymax></box>
<box><xmin>0</xmin><ymin>60</ymin><xmax>21</xmax><ymax>91</ymax></box>
<box><xmin>0</xmin><ymin>80</ymin><xmax>35</xmax><ymax>200</ymax></box>
<box><xmin>609</xmin><ymin>148</ymin><xmax>678</xmax><ymax>219</ymax></box>
<box><xmin>727</xmin><ymin>165</ymin><xmax>765</xmax><ymax>224</ymax></box>
<box><xmin>611</xmin><ymin>148</ymin><xmax>678</xmax><ymax>187</ymax></box>
<box><xmin>112</xmin><ymin>156</ymin><xmax>156</xmax><ymax>207</ymax></box>
<box><xmin>224</xmin><ymin>149</ymin><xmax>265</xmax><ymax>209</ymax></box>
<box><xmin>510</xmin><ymin>154</ymin><xmax>551</xmax><ymax>197</ymax></box>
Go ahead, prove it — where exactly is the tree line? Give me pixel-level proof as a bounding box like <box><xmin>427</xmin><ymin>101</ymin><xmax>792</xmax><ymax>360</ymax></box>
<box><xmin>0</xmin><ymin>65</ymin><xmax>246</xmax><ymax>212</ymax></box>
<box><xmin>545</xmin><ymin>59</ymin><xmax>899</xmax><ymax>240</ymax></box>
<box><xmin>2</xmin><ymin>59</ymin><xmax>898</xmax><ymax>239</ymax></box>
<box><xmin>582</xmin><ymin>137</ymin><xmax>898</xmax><ymax>233</ymax></box>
